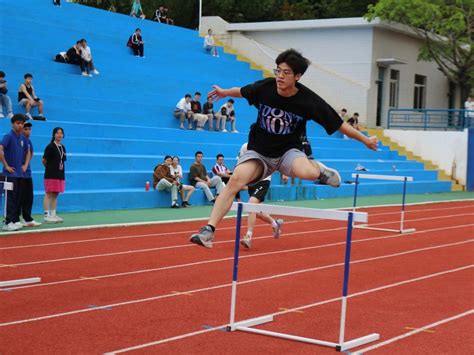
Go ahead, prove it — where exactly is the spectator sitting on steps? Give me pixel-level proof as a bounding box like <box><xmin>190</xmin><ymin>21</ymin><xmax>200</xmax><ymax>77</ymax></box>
<box><xmin>80</xmin><ymin>39</ymin><xmax>99</xmax><ymax>77</ymax></box>
<box><xmin>130</xmin><ymin>0</ymin><xmax>146</xmax><ymax>19</ymax></box>
<box><xmin>216</xmin><ymin>99</ymin><xmax>238</xmax><ymax>133</ymax></box>
<box><xmin>190</xmin><ymin>92</ymin><xmax>209</xmax><ymax>131</ymax></box>
<box><xmin>347</xmin><ymin>112</ymin><xmax>360</xmax><ymax>130</ymax></box>
<box><xmin>153</xmin><ymin>155</ymin><xmax>180</xmax><ymax>208</ymax></box>
<box><xmin>128</xmin><ymin>28</ymin><xmax>145</xmax><ymax>58</ymax></box>
<box><xmin>204</xmin><ymin>29</ymin><xmax>219</xmax><ymax>57</ymax></box>
<box><xmin>174</xmin><ymin>94</ymin><xmax>194</xmax><ymax>130</ymax></box>
<box><xmin>18</xmin><ymin>74</ymin><xmax>46</xmax><ymax>121</ymax></box>
<box><xmin>189</xmin><ymin>151</ymin><xmax>224</xmax><ymax>204</ymax></box>
<box><xmin>0</xmin><ymin>71</ymin><xmax>14</xmax><ymax>119</ymax></box>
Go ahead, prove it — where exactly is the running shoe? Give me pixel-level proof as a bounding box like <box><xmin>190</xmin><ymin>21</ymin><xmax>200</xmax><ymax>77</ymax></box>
<box><xmin>316</xmin><ymin>161</ymin><xmax>341</xmax><ymax>187</ymax></box>
<box><xmin>272</xmin><ymin>219</ymin><xmax>284</xmax><ymax>239</ymax></box>
<box><xmin>190</xmin><ymin>225</ymin><xmax>214</xmax><ymax>248</ymax></box>
<box><xmin>240</xmin><ymin>233</ymin><xmax>252</xmax><ymax>249</ymax></box>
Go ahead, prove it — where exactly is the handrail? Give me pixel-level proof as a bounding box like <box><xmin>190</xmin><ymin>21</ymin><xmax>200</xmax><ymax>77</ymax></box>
<box><xmin>388</xmin><ymin>109</ymin><xmax>473</xmax><ymax>131</ymax></box>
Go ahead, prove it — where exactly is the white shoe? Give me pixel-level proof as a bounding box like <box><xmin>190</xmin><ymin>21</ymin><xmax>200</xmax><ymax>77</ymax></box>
<box><xmin>272</xmin><ymin>219</ymin><xmax>284</xmax><ymax>239</ymax></box>
<box><xmin>25</xmin><ymin>112</ymin><xmax>33</xmax><ymax>120</ymax></box>
<box><xmin>240</xmin><ymin>233</ymin><xmax>252</xmax><ymax>249</ymax></box>
<box><xmin>231</xmin><ymin>129</ymin><xmax>239</xmax><ymax>133</ymax></box>
<box><xmin>23</xmin><ymin>220</ymin><xmax>42</xmax><ymax>227</ymax></box>
<box><xmin>0</xmin><ymin>113</ymin><xmax>4</xmax><ymax>118</ymax></box>
<box><xmin>2</xmin><ymin>222</ymin><xmax>21</xmax><ymax>231</ymax></box>
<box><xmin>222</xmin><ymin>129</ymin><xmax>228</xmax><ymax>132</ymax></box>
<box><xmin>316</xmin><ymin>161</ymin><xmax>341</xmax><ymax>188</ymax></box>
<box><xmin>81</xmin><ymin>72</ymin><xmax>89</xmax><ymax>76</ymax></box>
<box><xmin>14</xmin><ymin>222</ymin><xmax>23</xmax><ymax>229</ymax></box>
<box><xmin>7</xmin><ymin>113</ymin><xmax>13</xmax><ymax>119</ymax></box>
<box><xmin>52</xmin><ymin>215</ymin><xmax>64</xmax><ymax>223</ymax></box>
<box><xmin>93</xmin><ymin>69</ymin><xmax>99</xmax><ymax>75</ymax></box>
<box><xmin>44</xmin><ymin>216</ymin><xmax>58</xmax><ymax>224</ymax></box>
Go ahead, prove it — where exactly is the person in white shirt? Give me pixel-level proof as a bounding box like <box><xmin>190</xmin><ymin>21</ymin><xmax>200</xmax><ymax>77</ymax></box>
<box><xmin>216</xmin><ymin>99</ymin><xmax>238</xmax><ymax>132</ymax></box>
<box><xmin>173</xmin><ymin>94</ymin><xmax>195</xmax><ymax>129</ymax></box>
<box><xmin>170</xmin><ymin>156</ymin><xmax>195</xmax><ymax>207</ymax></box>
<box><xmin>203</xmin><ymin>29</ymin><xmax>219</xmax><ymax>57</ymax></box>
<box><xmin>80</xmin><ymin>39</ymin><xmax>99</xmax><ymax>77</ymax></box>
<box><xmin>464</xmin><ymin>97</ymin><xmax>474</xmax><ymax>121</ymax></box>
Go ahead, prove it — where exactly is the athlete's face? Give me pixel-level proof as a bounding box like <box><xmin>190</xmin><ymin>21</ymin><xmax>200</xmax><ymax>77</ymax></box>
<box><xmin>274</xmin><ymin>62</ymin><xmax>301</xmax><ymax>92</ymax></box>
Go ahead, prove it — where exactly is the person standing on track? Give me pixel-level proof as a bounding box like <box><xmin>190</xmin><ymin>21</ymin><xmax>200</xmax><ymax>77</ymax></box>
<box><xmin>190</xmin><ymin>48</ymin><xmax>378</xmax><ymax>248</ymax></box>
<box><xmin>239</xmin><ymin>143</ymin><xmax>285</xmax><ymax>249</ymax></box>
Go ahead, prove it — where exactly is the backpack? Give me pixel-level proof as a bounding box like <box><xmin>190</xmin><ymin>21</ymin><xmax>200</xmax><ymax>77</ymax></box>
<box><xmin>126</xmin><ymin>35</ymin><xmax>133</xmax><ymax>48</ymax></box>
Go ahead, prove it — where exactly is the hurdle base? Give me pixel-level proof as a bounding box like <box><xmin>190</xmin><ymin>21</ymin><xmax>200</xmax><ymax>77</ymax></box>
<box><xmin>0</xmin><ymin>277</ymin><xmax>41</xmax><ymax>288</ymax></box>
<box><xmin>355</xmin><ymin>224</ymin><xmax>416</xmax><ymax>234</ymax></box>
<box><xmin>229</xmin><ymin>316</ymin><xmax>379</xmax><ymax>351</ymax></box>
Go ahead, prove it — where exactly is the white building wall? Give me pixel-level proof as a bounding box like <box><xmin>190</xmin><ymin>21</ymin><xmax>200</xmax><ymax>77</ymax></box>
<box><xmin>370</xmin><ymin>28</ymin><xmax>451</xmax><ymax>127</ymax></box>
<box><xmin>384</xmin><ymin>129</ymin><xmax>468</xmax><ymax>185</ymax></box>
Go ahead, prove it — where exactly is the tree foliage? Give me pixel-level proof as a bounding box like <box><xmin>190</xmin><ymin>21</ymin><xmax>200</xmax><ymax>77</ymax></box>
<box><xmin>366</xmin><ymin>0</ymin><xmax>474</xmax><ymax>106</ymax></box>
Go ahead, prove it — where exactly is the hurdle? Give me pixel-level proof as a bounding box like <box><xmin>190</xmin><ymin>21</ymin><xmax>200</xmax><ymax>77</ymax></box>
<box><xmin>351</xmin><ymin>174</ymin><xmax>416</xmax><ymax>234</ymax></box>
<box><xmin>0</xmin><ymin>180</ymin><xmax>41</xmax><ymax>289</ymax></box>
<box><xmin>227</xmin><ymin>202</ymin><xmax>380</xmax><ymax>352</ymax></box>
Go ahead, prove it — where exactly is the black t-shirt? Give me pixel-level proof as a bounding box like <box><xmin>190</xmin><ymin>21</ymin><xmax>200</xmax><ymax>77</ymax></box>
<box><xmin>202</xmin><ymin>102</ymin><xmax>214</xmax><ymax>114</ymax></box>
<box><xmin>347</xmin><ymin>116</ymin><xmax>359</xmax><ymax>127</ymax></box>
<box><xmin>43</xmin><ymin>142</ymin><xmax>67</xmax><ymax>180</ymax></box>
<box><xmin>190</xmin><ymin>100</ymin><xmax>202</xmax><ymax>114</ymax></box>
<box><xmin>240</xmin><ymin>78</ymin><xmax>343</xmax><ymax>158</ymax></box>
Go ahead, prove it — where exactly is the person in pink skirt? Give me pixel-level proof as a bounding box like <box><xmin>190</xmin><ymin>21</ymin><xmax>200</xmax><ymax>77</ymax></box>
<box><xmin>42</xmin><ymin>127</ymin><xmax>66</xmax><ymax>223</ymax></box>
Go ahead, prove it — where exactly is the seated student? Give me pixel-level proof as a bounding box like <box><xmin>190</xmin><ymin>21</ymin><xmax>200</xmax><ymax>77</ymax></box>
<box><xmin>130</xmin><ymin>0</ymin><xmax>146</xmax><ymax>19</ymax></box>
<box><xmin>216</xmin><ymin>99</ymin><xmax>238</xmax><ymax>133</ymax></box>
<box><xmin>202</xmin><ymin>96</ymin><xmax>220</xmax><ymax>131</ymax></box>
<box><xmin>162</xmin><ymin>6</ymin><xmax>174</xmax><ymax>25</ymax></box>
<box><xmin>127</xmin><ymin>28</ymin><xmax>145</xmax><ymax>58</ymax></box>
<box><xmin>80</xmin><ymin>39</ymin><xmax>99</xmax><ymax>76</ymax></box>
<box><xmin>0</xmin><ymin>71</ymin><xmax>14</xmax><ymax>119</ymax></box>
<box><xmin>189</xmin><ymin>151</ymin><xmax>224</xmax><ymax>204</ymax></box>
<box><xmin>203</xmin><ymin>29</ymin><xmax>219</xmax><ymax>57</ymax></box>
<box><xmin>174</xmin><ymin>94</ymin><xmax>194</xmax><ymax>129</ymax></box>
<box><xmin>190</xmin><ymin>92</ymin><xmax>209</xmax><ymax>131</ymax></box>
<box><xmin>18</xmin><ymin>74</ymin><xmax>46</xmax><ymax>121</ymax></box>
<box><xmin>59</xmin><ymin>41</ymin><xmax>88</xmax><ymax>76</ymax></box>
<box><xmin>212</xmin><ymin>153</ymin><xmax>240</xmax><ymax>201</ymax></box>
<box><xmin>154</xmin><ymin>5</ymin><xmax>164</xmax><ymax>22</ymax></box>
<box><xmin>347</xmin><ymin>112</ymin><xmax>360</xmax><ymax>130</ymax></box>
<box><xmin>153</xmin><ymin>155</ymin><xmax>180</xmax><ymax>208</ymax></box>
<box><xmin>170</xmin><ymin>156</ymin><xmax>194</xmax><ymax>207</ymax></box>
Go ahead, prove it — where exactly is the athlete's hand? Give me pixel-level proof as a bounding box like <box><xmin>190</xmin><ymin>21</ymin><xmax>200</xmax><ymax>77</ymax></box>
<box><xmin>365</xmin><ymin>136</ymin><xmax>378</xmax><ymax>151</ymax></box>
<box><xmin>208</xmin><ymin>85</ymin><xmax>225</xmax><ymax>102</ymax></box>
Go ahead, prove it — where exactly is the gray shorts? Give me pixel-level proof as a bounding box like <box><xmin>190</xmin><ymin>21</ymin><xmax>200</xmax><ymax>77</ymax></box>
<box><xmin>236</xmin><ymin>148</ymin><xmax>306</xmax><ymax>182</ymax></box>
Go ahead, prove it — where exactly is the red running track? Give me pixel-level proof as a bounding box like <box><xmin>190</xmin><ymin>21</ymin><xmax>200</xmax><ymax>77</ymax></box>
<box><xmin>0</xmin><ymin>200</ymin><xmax>473</xmax><ymax>354</ymax></box>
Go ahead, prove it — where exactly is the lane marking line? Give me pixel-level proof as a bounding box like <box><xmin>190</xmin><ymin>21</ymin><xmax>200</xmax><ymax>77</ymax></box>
<box><xmin>104</xmin><ymin>265</ymin><xmax>474</xmax><ymax>354</ymax></box>
<box><xmin>404</xmin><ymin>327</ymin><xmax>435</xmax><ymax>333</ymax></box>
<box><xmin>1</xmin><ymin>242</ymin><xmax>472</xmax><ymax>328</ymax></box>
<box><xmin>6</xmin><ymin>224</ymin><xmax>474</xmax><ymax>291</ymax></box>
<box><xmin>278</xmin><ymin>308</ymin><xmax>304</xmax><ymax>314</ymax></box>
<box><xmin>171</xmin><ymin>291</ymin><xmax>193</xmax><ymax>297</ymax></box>
<box><xmin>4</xmin><ymin>213</ymin><xmax>473</xmax><ymax>268</ymax></box>
<box><xmin>355</xmin><ymin>310</ymin><xmax>474</xmax><ymax>353</ymax></box>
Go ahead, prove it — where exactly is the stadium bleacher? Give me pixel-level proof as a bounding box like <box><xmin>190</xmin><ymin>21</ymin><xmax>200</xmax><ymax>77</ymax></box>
<box><xmin>0</xmin><ymin>0</ymin><xmax>451</xmax><ymax>212</ymax></box>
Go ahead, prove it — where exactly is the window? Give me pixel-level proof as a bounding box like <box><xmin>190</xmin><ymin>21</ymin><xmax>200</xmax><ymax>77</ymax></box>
<box><xmin>389</xmin><ymin>70</ymin><xmax>399</xmax><ymax>108</ymax></box>
<box><xmin>414</xmin><ymin>74</ymin><xmax>426</xmax><ymax>109</ymax></box>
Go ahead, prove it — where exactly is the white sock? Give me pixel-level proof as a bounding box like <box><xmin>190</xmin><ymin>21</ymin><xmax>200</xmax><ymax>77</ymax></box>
<box><xmin>51</xmin><ymin>210</ymin><xmax>57</xmax><ymax>217</ymax></box>
<box><xmin>271</xmin><ymin>219</ymin><xmax>277</xmax><ymax>228</ymax></box>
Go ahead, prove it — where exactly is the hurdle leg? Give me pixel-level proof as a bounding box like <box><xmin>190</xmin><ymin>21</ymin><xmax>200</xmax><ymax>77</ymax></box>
<box><xmin>228</xmin><ymin>203</ymin><xmax>243</xmax><ymax>331</ymax></box>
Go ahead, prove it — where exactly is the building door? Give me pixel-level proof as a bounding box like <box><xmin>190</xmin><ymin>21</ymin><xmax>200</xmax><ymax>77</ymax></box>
<box><xmin>376</xmin><ymin>67</ymin><xmax>385</xmax><ymax>126</ymax></box>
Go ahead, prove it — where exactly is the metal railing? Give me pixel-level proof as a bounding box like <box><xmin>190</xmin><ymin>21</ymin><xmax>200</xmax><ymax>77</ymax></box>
<box><xmin>388</xmin><ymin>109</ymin><xmax>473</xmax><ymax>131</ymax></box>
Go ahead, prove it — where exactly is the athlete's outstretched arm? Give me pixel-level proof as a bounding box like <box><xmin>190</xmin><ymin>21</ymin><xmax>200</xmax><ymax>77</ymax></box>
<box><xmin>208</xmin><ymin>85</ymin><xmax>242</xmax><ymax>102</ymax></box>
<box><xmin>339</xmin><ymin>122</ymin><xmax>378</xmax><ymax>150</ymax></box>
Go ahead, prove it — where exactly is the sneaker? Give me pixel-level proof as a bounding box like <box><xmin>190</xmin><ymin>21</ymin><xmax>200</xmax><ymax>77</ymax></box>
<box><xmin>81</xmin><ymin>72</ymin><xmax>89</xmax><ymax>76</ymax></box>
<box><xmin>0</xmin><ymin>113</ymin><xmax>4</xmax><ymax>118</ymax></box>
<box><xmin>23</xmin><ymin>220</ymin><xmax>42</xmax><ymax>227</ymax></box>
<box><xmin>316</xmin><ymin>161</ymin><xmax>341</xmax><ymax>188</ymax></box>
<box><xmin>7</xmin><ymin>113</ymin><xmax>13</xmax><ymax>119</ymax></box>
<box><xmin>231</xmin><ymin>129</ymin><xmax>239</xmax><ymax>133</ymax></box>
<box><xmin>25</xmin><ymin>112</ymin><xmax>33</xmax><ymax>120</ymax></box>
<box><xmin>272</xmin><ymin>219</ymin><xmax>284</xmax><ymax>239</ymax></box>
<box><xmin>222</xmin><ymin>129</ymin><xmax>228</xmax><ymax>132</ymax></box>
<box><xmin>14</xmin><ymin>222</ymin><xmax>23</xmax><ymax>229</ymax></box>
<box><xmin>44</xmin><ymin>216</ymin><xmax>57</xmax><ymax>224</ymax></box>
<box><xmin>190</xmin><ymin>225</ymin><xmax>214</xmax><ymax>248</ymax></box>
<box><xmin>240</xmin><ymin>234</ymin><xmax>252</xmax><ymax>249</ymax></box>
<box><xmin>92</xmin><ymin>69</ymin><xmax>100</xmax><ymax>75</ymax></box>
<box><xmin>53</xmin><ymin>215</ymin><xmax>64</xmax><ymax>223</ymax></box>
<box><xmin>182</xmin><ymin>201</ymin><xmax>192</xmax><ymax>207</ymax></box>
<box><xmin>171</xmin><ymin>202</ymin><xmax>180</xmax><ymax>208</ymax></box>
<box><xmin>2</xmin><ymin>222</ymin><xmax>21</xmax><ymax>231</ymax></box>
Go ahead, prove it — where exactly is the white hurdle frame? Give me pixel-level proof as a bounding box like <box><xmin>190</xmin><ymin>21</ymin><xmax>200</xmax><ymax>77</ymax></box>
<box><xmin>227</xmin><ymin>202</ymin><xmax>380</xmax><ymax>352</ymax></box>
<box><xmin>351</xmin><ymin>174</ymin><xmax>416</xmax><ymax>234</ymax></box>
<box><xmin>0</xmin><ymin>180</ymin><xmax>41</xmax><ymax>289</ymax></box>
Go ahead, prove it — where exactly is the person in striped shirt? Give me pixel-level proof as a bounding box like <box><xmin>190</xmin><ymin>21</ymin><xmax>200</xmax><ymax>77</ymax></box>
<box><xmin>212</xmin><ymin>153</ymin><xmax>240</xmax><ymax>201</ymax></box>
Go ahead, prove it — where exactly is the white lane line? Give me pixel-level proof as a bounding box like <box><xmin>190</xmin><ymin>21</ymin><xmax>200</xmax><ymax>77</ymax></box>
<box><xmin>1</xmin><ymin>201</ymin><xmax>473</xmax><ymax>248</ymax></box>
<box><xmin>355</xmin><ymin>310</ymin><xmax>474</xmax><ymax>354</ymax></box>
<box><xmin>3</xmin><ymin>213</ymin><xmax>473</xmax><ymax>267</ymax></box>
<box><xmin>5</xmin><ymin>223</ymin><xmax>474</xmax><ymax>290</ymax></box>
<box><xmin>105</xmin><ymin>265</ymin><xmax>474</xmax><ymax>354</ymax></box>
<box><xmin>1</xmin><ymin>239</ymin><xmax>472</xmax><ymax>328</ymax></box>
